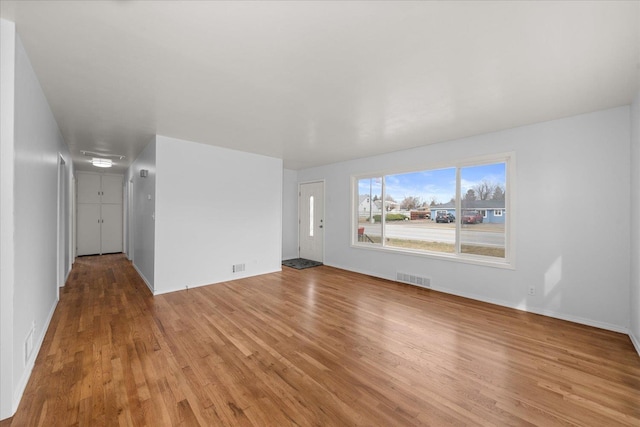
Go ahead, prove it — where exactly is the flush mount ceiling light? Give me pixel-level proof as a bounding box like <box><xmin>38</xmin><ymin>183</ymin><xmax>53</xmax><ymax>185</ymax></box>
<box><xmin>81</xmin><ymin>150</ymin><xmax>125</xmax><ymax>160</ymax></box>
<box><xmin>91</xmin><ymin>158</ymin><xmax>113</xmax><ymax>168</ymax></box>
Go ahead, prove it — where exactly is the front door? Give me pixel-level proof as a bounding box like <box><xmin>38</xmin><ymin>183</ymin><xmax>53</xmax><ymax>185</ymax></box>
<box><xmin>299</xmin><ymin>181</ymin><xmax>324</xmax><ymax>263</ymax></box>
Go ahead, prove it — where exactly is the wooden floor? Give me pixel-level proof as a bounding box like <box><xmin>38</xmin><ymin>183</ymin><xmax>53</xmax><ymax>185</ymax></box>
<box><xmin>2</xmin><ymin>254</ymin><xmax>640</xmax><ymax>426</ymax></box>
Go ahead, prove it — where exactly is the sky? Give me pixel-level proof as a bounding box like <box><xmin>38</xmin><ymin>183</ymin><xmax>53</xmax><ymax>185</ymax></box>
<box><xmin>358</xmin><ymin>162</ymin><xmax>505</xmax><ymax>206</ymax></box>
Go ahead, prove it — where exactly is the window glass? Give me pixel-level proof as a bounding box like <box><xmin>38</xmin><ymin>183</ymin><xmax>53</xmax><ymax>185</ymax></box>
<box><xmin>460</xmin><ymin>162</ymin><xmax>506</xmax><ymax>258</ymax></box>
<box><xmin>356</xmin><ymin>177</ymin><xmax>382</xmax><ymax>246</ymax></box>
<box><xmin>352</xmin><ymin>154</ymin><xmax>511</xmax><ymax>266</ymax></box>
<box><xmin>384</xmin><ymin>168</ymin><xmax>456</xmax><ymax>254</ymax></box>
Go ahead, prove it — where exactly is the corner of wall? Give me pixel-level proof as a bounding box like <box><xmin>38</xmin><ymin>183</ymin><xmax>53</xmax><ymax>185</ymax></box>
<box><xmin>282</xmin><ymin>168</ymin><xmax>299</xmax><ymax>260</ymax></box>
<box><xmin>0</xmin><ymin>17</ymin><xmax>16</xmax><ymax>422</ymax></box>
<box><xmin>630</xmin><ymin>91</ymin><xmax>640</xmax><ymax>354</ymax></box>
<box><xmin>630</xmin><ymin>330</ymin><xmax>640</xmax><ymax>358</ymax></box>
<box><xmin>128</xmin><ymin>137</ymin><xmax>156</xmax><ymax>292</ymax></box>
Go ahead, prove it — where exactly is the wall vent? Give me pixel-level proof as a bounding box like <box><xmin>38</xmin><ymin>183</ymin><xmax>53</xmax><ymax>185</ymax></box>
<box><xmin>232</xmin><ymin>263</ymin><xmax>246</xmax><ymax>273</ymax></box>
<box><xmin>396</xmin><ymin>272</ymin><xmax>431</xmax><ymax>289</ymax></box>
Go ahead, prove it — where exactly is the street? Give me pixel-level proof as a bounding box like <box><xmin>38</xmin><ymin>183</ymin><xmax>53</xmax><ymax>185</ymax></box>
<box><xmin>360</xmin><ymin>221</ymin><xmax>505</xmax><ymax>247</ymax></box>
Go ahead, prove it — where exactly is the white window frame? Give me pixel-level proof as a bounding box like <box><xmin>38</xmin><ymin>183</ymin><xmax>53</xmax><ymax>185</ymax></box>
<box><xmin>494</xmin><ymin>209</ymin><xmax>503</xmax><ymax>216</ymax></box>
<box><xmin>351</xmin><ymin>152</ymin><xmax>515</xmax><ymax>269</ymax></box>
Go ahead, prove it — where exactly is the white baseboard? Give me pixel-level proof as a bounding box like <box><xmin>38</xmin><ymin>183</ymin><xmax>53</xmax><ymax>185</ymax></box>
<box><xmin>630</xmin><ymin>330</ymin><xmax>640</xmax><ymax>358</ymax></box>
<box><xmin>152</xmin><ymin>267</ymin><xmax>283</xmax><ymax>296</ymax></box>
<box><xmin>324</xmin><ymin>262</ymin><xmax>629</xmax><ymax>334</ymax></box>
<box><xmin>431</xmin><ymin>284</ymin><xmax>629</xmax><ymax>334</ymax></box>
<box><xmin>132</xmin><ymin>263</ymin><xmax>154</xmax><ymax>294</ymax></box>
<box><xmin>514</xmin><ymin>304</ymin><xmax>629</xmax><ymax>334</ymax></box>
<box><xmin>12</xmin><ymin>297</ymin><xmax>58</xmax><ymax>415</ymax></box>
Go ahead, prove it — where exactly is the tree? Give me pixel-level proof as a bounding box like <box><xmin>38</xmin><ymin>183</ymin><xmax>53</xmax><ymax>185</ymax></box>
<box><xmin>429</xmin><ymin>197</ymin><xmax>439</xmax><ymax>207</ymax></box>
<box><xmin>373</xmin><ymin>195</ymin><xmax>379</xmax><ymax>202</ymax></box>
<box><xmin>492</xmin><ymin>185</ymin><xmax>505</xmax><ymax>200</ymax></box>
<box><xmin>464</xmin><ymin>189</ymin><xmax>477</xmax><ymax>201</ymax></box>
<box><xmin>400</xmin><ymin>196</ymin><xmax>421</xmax><ymax>210</ymax></box>
<box><xmin>473</xmin><ymin>180</ymin><xmax>495</xmax><ymax>201</ymax></box>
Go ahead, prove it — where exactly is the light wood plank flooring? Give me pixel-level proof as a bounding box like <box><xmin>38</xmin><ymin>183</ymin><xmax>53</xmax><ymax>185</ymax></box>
<box><xmin>2</xmin><ymin>254</ymin><xmax>639</xmax><ymax>426</ymax></box>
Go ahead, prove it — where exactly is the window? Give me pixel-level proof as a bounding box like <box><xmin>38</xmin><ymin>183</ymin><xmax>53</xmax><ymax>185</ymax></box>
<box><xmin>385</xmin><ymin>168</ymin><xmax>456</xmax><ymax>254</ymax></box>
<box><xmin>357</xmin><ymin>177</ymin><xmax>382</xmax><ymax>244</ymax></box>
<box><xmin>352</xmin><ymin>154</ymin><xmax>512</xmax><ymax>267</ymax></box>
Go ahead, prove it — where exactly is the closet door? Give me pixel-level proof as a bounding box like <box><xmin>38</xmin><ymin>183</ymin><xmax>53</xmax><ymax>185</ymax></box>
<box><xmin>101</xmin><ymin>175</ymin><xmax>123</xmax><ymax>204</ymax></box>
<box><xmin>101</xmin><ymin>204</ymin><xmax>123</xmax><ymax>254</ymax></box>
<box><xmin>77</xmin><ymin>173</ymin><xmax>101</xmax><ymax>203</ymax></box>
<box><xmin>77</xmin><ymin>204</ymin><xmax>101</xmax><ymax>255</ymax></box>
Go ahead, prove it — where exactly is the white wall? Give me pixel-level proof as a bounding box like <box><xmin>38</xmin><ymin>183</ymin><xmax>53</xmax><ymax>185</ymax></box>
<box><xmin>127</xmin><ymin>137</ymin><xmax>156</xmax><ymax>292</ymax></box>
<box><xmin>294</xmin><ymin>107</ymin><xmax>631</xmax><ymax>332</ymax></box>
<box><xmin>282</xmin><ymin>168</ymin><xmax>299</xmax><ymax>260</ymax></box>
<box><xmin>0</xmin><ymin>21</ymin><xmax>73</xmax><ymax>420</ymax></box>
<box><xmin>0</xmin><ymin>18</ymin><xmax>17</xmax><ymax>421</ymax></box>
<box><xmin>153</xmin><ymin>135</ymin><xmax>282</xmax><ymax>294</ymax></box>
<box><xmin>631</xmin><ymin>93</ymin><xmax>640</xmax><ymax>354</ymax></box>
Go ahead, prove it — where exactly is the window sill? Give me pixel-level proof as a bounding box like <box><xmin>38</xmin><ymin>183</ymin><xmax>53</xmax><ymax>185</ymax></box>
<box><xmin>351</xmin><ymin>242</ymin><xmax>515</xmax><ymax>270</ymax></box>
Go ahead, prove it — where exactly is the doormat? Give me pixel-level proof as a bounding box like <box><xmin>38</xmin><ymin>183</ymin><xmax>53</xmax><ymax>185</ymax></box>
<box><xmin>282</xmin><ymin>258</ymin><xmax>323</xmax><ymax>270</ymax></box>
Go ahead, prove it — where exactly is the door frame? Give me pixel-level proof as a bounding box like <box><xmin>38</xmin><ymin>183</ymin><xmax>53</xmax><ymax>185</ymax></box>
<box><xmin>56</xmin><ymin>154</ymin><xmax>67</xmax><ymax>297</ymax></box>
<box><xmin>127</xmin><ymin>178</ymin><xmax>134</xmax><ymax>262</ymax></box>
<box><xmin>298</xmin><ymin>180</ymin><xmax>325</xmax><ymax>262</ymax></box>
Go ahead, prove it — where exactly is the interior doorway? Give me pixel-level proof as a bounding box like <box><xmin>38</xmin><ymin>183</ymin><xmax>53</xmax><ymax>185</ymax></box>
<box><xmin>56</xmin><ymin>155</ymin><xmax>67</xmax><ymax>297</ymax></box>
<box><xmin>298</xmin><ymin>181</ymin><xmax>324</xmax><ymax>263</ymax></box>
<box><xmin>127</xmin><ymin>178</ymin><xmax>134</xmax><ymax>261</ymax></box>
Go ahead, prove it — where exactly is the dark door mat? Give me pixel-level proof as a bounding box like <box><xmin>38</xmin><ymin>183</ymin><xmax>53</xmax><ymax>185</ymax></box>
<box><xmin>282</xmin><ymin>258</ymin><xmax>323</xmax><ymax>270</ymax></box>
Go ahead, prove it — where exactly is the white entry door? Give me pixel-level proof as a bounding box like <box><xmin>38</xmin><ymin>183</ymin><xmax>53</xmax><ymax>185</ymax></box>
<box><xmin>299</xmin><ymin>181</ymin><xmax>324</xmax><ymax>262</ymax></box>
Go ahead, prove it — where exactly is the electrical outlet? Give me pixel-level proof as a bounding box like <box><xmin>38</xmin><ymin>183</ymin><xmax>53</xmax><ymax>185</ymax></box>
<box><xmin>528</xmin><ymin>285</ymin><xmax>536</xmax><ymax>296</ymax></box>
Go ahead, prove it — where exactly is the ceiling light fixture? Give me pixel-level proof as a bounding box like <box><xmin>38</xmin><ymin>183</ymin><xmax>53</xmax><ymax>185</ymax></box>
<box><xmin>81</xmin><ymin>150</ymin><xmax>125</xmax><ymax>160</ymax></box>
<box><xmin>91</xmin><ymin>158</ymin><xmax>113</xmax><ymax>168</ymax></box>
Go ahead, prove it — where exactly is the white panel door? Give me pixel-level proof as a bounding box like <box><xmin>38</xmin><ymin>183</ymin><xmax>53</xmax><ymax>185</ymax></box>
<box><xmin>299</xmin><ymin>181</ymin><xmax>324</xmax><ymax>262</ymax></box>
<box><xmin>77</xmin><ymin>173</ymin><xmax>101</xmax><ymax>204</ymax></box>
<box><xmin>101</xmin><ymin>175</ymin><xmax>123</xmax><ymax>204</ymax></box>
<box><xmin>77</xmin><ymin>204</ymin><xmax>101</xmax><ymax>255</ymax></box>
<box><xmin>101</xmin><ymin>203</ymin><xmax>123</xmax><ymax>254</ymax></box>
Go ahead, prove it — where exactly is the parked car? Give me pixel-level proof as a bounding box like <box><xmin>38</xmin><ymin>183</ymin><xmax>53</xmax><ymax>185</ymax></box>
<box><xmin>435</xmin><ymin>212</ymin><xmax>455</xmax><ymax>223</ymax></box>
<box><xmin>462</xmin><ymin>210</ymin><xmax>483</xmax><ymax>224</ymax></box>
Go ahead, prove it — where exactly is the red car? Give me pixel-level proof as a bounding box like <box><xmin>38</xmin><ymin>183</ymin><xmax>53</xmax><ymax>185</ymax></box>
<box><xmin>462</xmin><ymin>210</ymin><xmax>483</xmax><ymax>224</ymax></box>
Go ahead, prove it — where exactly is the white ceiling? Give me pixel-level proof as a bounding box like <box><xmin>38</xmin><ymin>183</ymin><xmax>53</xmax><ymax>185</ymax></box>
<box><xmin>1</xmin><ymin>1</ymin><xmax>639</xmax><ymax>172</ymax></box>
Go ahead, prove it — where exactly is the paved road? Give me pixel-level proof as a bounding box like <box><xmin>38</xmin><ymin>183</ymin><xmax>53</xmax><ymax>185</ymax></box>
<box><xmin>361</xmin><ymin>222</ymin><xmax>505</xmax><ymax>247</ymax></box>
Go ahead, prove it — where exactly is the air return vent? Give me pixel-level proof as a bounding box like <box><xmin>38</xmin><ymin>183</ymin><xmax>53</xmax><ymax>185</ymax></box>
<box><xmin>232</xmin><ymin>263</ymin><xmax>246</xmax><ymax>273</ymax></box>
<box><xmin>396</xmin><ymin>272</ymin><xmax>431</xmax><ymax>288</ymax></box>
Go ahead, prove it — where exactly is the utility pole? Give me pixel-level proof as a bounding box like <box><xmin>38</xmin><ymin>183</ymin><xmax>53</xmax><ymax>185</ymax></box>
<box><xmin>369</xmin><ymin>178</ymin><xmax>374</xmax><ymax>223</ymax></box>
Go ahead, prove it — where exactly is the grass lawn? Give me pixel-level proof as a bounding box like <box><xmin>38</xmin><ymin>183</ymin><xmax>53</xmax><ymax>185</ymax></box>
<box><xmin>359</xmin><ymin>236</ymin><xmax>505</xmax><ymax>258</ymax></box>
